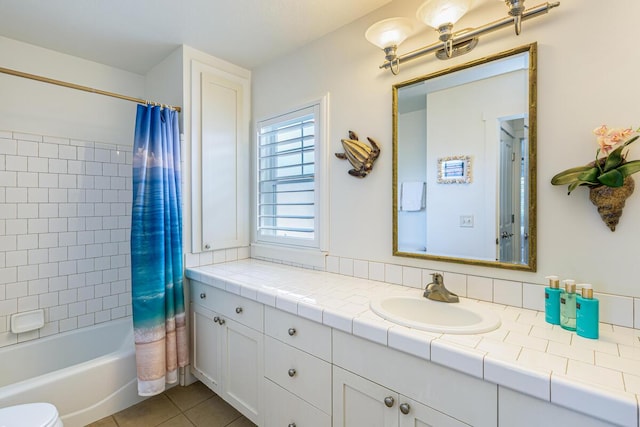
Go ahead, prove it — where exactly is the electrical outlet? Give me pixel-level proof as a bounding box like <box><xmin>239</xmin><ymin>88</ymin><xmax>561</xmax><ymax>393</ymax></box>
<box><xmin>460</xmin><ymin>215</ymin><xmax>474</xmax><ymax>227</ymax></box>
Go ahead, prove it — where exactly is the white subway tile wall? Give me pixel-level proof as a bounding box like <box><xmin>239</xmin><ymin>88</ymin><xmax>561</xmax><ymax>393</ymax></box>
<box><xmin>0</xmin><ymin>131</ymin><xmax>133</xmax><ymax>348</ymax></box>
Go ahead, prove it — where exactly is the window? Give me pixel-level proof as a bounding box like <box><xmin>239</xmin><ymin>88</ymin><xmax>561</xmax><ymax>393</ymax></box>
<box><xmin>255</xmin><ymin>99</ymin><xmax>327</xmax><ymax>251</ymax></box>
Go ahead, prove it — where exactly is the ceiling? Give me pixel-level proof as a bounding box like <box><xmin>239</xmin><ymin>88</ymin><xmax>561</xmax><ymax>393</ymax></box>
<box><xmin>0</xmin><ymin>0</ymin><xmax>392</xmax><ymax>75</ymax></box>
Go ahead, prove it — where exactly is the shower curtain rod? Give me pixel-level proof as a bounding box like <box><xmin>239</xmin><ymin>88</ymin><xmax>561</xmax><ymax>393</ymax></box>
<box><xmin>0</xmin><ymin>65</ymin><xmax>181</xmax><ymax>112</ymax></box>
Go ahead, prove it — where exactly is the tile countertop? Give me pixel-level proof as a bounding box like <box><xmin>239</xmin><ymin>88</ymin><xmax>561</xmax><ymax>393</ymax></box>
<box><xmin>186</xmin><ymin>260</ymin><xmax>640</xmax><ymax>427</ymax></box>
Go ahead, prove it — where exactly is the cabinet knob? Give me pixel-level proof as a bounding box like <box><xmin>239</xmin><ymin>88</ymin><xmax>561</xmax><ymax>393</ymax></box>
<box><xmin>288</xmin><ymin>328</ymin><xmax>296</xmax><ymax>336</ymax></box>
<box><xmin>399</xmin><ymin>403</ymin><xmax>411</xmax><ymax>415</ymax></box>
<box><xmin>288</xmin><ymin>368</ymin><xmax>297</xmax><ymax>377</ymax></box>
<box><xmin>384</xmin><ymin>396</ymin><xmax>395</xmax><ymax>408</ymax></box>
<box><xmin>213</xmin><ymin>316</ymin><xmax>220</xmax><ymax>323</ymax></box>
<box><xmin>218</xmin><ymin>318</ymin><xmax>225</xmax><ymax>325</ymax></box>
<box><xmin>288</xmin><ymin>424</ymin><xmax>296</xmax><ymax>427</ymax></box>
<box><xmin>199</xmin><ymin>293</ymin><xmax>206</xmax><ymax>299</ymax></box>
<box><xmin>204</xmin><ymin>244</ymin><xmax>211</xmax><ymax>250</ymax></box>
<box><xmin>235</xmin><ymin>307</ymin><xmax>243</xmax><ymax>314</ymax></box>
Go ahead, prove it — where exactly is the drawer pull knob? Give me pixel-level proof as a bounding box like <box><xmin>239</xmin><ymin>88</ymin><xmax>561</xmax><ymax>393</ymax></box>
<box><xmin>235</xmin><ymin>307</ymin><xmax>243</xmax><ymax>314</ymax></box>
<box><xmin>399</xmin><ymin>403</ymin><xmax>411</xmax><ymax>415</ymax></box>
<box><xmin>384</xmin><ymin>396</ymin><xmax>395</xmax><ymax>408</ymax></box>
<box><xmin>288</xmin><ymin>368</ymin><xmax>297</xmax><ymax>377</ymax></box>
<box><xmin>204</xmin><ymin>244</ymin><xmax>211</xmax><ymax>250</ymax></box>
<box><xmin>288</xmin><ymin>328</ymin><xmax>296</xmax><ymax>336</ymax></box>
<box><xmin>199</xmin><ymin>293</ymin><xmax>206</xmax><ymax>299</ymax></box>
<box><xmin>218</xmin><ymin>318</ymin><xmax>225</xmax><ymax>325</ymax></box>
<box><xmin>288</xmin><ymin>424</ymin><xmax>296</xmax><ymax>427</ymax></box>
<box><xmin>213</xmin><ymin>316</ymin><xmax>220</xmax><ymax>323</ymax></box>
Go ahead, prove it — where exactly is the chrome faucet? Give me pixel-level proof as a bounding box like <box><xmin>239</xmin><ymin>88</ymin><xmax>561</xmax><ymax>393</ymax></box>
<box><xmin>423</xmin><ymin>273</ymin><xmax>459</xmax><ymax>303</ymax></box>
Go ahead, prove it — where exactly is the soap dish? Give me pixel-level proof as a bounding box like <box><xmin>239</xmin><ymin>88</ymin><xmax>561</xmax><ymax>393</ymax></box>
<box><xmin>10</xmin><ymin>309</ymin><xmax>45</xmax><ymax>333</ymax></box>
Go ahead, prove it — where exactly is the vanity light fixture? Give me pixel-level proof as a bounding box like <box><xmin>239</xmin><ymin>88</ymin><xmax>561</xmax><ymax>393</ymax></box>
<box><xmin>366</xmin><ymin>0</ymin><xmax>559</xmax><ymax>74</ymax></box>
<box><xmin>364</xmin><ymin>17</ymin><xmax>414</xmax><ymax>75</ymax></box>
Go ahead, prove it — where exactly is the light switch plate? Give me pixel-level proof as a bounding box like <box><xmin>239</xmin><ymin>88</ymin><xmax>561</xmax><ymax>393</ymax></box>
<box><xmin>460</xmin><ymin>215</ymin><xmax>474</xmax><ymax>227</ymax></box>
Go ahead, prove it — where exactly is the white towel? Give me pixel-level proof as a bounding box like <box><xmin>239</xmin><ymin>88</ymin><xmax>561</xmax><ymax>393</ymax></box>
<box><xmin>401</xmin><ymin>182</ymin><xmax>425</xmax><ymax>211</ymax></box>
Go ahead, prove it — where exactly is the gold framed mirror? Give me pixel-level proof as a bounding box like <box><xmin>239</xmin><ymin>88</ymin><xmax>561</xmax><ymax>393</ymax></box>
<box><xmin>393</xmin><ymin>43</ymin><xmax>537</xmax><ymax>271</ymax></box>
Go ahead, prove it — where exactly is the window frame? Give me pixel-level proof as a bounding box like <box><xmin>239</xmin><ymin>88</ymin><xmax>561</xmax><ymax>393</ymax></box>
<box><xmin>252</xmin><ymin>95</ymin><xmax>329</xmax><ymax>257</ymax></box>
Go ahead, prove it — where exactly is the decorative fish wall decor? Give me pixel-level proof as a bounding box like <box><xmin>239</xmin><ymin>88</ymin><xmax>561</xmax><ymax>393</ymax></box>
<box><xmin>335</xmin><ymin>130</ymin><xmax>381</xmax><ymax>178</ymax></box>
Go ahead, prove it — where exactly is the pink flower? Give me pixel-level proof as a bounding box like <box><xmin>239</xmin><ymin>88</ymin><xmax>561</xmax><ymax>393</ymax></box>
<box><xmin>593</xmin><ymin>125</ymin><xmax>634</xmax><ymax>155</ymax></box>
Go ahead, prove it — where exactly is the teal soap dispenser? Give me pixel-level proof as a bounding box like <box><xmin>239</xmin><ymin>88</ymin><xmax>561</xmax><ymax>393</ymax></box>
<box><xmin>576</xmin><ymin>284</ymin><xmax>599</xmax><ymax>339</ymax></box>
<box><xmin>544</xmin><ymin>275</ymin><xmax>562</xmax><ymax>325</ymax></box>
<box><xmin>560</xmin><ymin>279</ymin><xmax>576</xmax><ymax>331</ymax></box>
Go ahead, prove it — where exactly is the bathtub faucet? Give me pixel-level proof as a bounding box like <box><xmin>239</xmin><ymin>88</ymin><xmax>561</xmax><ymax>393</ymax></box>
<box><xmin>423</xmin><ymin>273</ymin><xmax>459</xmax><ymax>303</ymax></box>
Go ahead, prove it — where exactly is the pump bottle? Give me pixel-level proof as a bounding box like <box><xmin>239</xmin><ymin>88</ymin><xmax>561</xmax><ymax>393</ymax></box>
<box><xmin>576</xmin><ymin>284</ymin><xmax>599</xmax><ymax>339</ymax></box>
<box><xmin>560</xmin><ymin>279</ymin><xmax>576</xmax><ymax>331</ymax></box>
<box><xmin>544</xmin><ymin>275</ymin><xmax>562</xmax><ymax>325</ymax></box>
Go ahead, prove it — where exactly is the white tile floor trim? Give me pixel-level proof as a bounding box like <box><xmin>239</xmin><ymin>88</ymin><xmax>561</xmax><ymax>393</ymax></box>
<box><xmin>186</xmin><ymin>259</ymin><xmax>640</xmax><ymax>427</ymax></box>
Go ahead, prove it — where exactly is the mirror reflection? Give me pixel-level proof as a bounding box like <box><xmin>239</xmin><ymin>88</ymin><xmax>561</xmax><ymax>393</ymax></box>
<box><xmin>393</xmin><ymin>44</ymin><xmax>536</xmax><ymax>271</ymax></box>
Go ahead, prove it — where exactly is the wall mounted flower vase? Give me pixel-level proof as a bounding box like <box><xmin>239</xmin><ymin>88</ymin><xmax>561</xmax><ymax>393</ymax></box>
<box><xmin>588</xmin><ymin>177</ymin><xmax>634</xmax><ymax>231</ymax></box>
<box><xmin>551</xmin><ymin>126</ymin><xmax>640</xmax><ymax>232</ymax></box>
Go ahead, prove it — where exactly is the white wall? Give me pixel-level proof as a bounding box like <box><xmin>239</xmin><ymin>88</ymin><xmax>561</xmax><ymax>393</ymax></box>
<box><xmin>252</xmin><ymin>0</ymin><xmax>640</xmax><ymax>298</ymax></box>
<box><xmin>425</xmin><ymin>70</ymin><xmax>526</xmax><ymax>260</ymax></box>
<box><xmin>397</xmin><ymin>109</ymin><xmax>426</xmax><ymax>252</ymax></box>
<box><xmin>0</xmin><ymin>36</ymin><xmax>144</xmax><ymax>146</ymax></box>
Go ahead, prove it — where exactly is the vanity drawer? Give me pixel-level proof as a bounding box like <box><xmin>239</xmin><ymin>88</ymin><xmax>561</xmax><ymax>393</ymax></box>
<box><xmin>263</xmin><ymin>378</ymin><xmax>331</xmax><ymax>427</ymax></box>
<box><xmin>264</xmin><ymin>336</ymin><xmax>331</xmax><ymax>414</ymax></box>
<box><xmin>191</xmin><ymin>281</ymin><xmax>263</xmax><ymax>332</ymax></box>
<box><xmin>264</xmin><ymin>306</ymin><xmax>331</xmax><ymax>361</ymax></box>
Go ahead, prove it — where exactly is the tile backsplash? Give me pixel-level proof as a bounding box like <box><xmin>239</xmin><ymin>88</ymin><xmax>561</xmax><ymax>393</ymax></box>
<box><xmin>248</xmin><ymin>252</ymin><xmax>640</xmax><ymax>330</ymax></box>
<box><xmin>0</xmin><ymin>130</ymin><xmax>133</xmax><ymax>347</ymax></box>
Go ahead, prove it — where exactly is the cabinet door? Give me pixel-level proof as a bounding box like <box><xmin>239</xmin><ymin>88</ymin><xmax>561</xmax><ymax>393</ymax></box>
<box><xmin>190</xmin><ymin>60</ymin><xmax>249</xmax><ymax>252</ymax></box>
<box><xmin>222</xmin><ymin>317</ymin><xmax>263</xmax><ymax>426</ymax></box>
<box><xmin>191</xmin><ymin>304</ymin><xmax>223</xmax><ymax>394</ymax></box>
<box><xmin>333</xmin><ymin>366</ymin><xmax>398</xmax><ymax>427</ymax></box>
<box><xmin>399</xmin><ymin>397</ymin><xmax>469</xmax><ymax>427</ymax></box>
<box><xmin>264</xmin><ymin>378</ymin><xmax>331</xmax><ymax>427</ymax></box>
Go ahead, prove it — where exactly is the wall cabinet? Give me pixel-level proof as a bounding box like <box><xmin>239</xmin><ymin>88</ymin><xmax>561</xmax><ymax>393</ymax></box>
<box><xmin>190</xmin><ymin>283</ymin><xmax>263</xmax><ymax>425</ymax></box>
<box><xmin>333</xmin><ymin>366</ymin><xmax>468</xmax><ymax>427</ymax></box>
<box><xmin>189</xmin><ymin>59</ymin><xmax>250</xmax><ymax>252</ymax></box>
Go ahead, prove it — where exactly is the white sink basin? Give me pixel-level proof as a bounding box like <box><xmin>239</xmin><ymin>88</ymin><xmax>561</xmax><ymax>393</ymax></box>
<box><xmin>370</xmin><ymin>295</ymin><xmax>501</xmax><ymax>334</ymax></box>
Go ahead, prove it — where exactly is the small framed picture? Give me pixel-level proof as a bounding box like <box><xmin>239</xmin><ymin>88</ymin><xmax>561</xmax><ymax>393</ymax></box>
<box><xmin>437</xmin><ymin>155</ymin><xmax>472</xmax><ymax>184</ymax></box>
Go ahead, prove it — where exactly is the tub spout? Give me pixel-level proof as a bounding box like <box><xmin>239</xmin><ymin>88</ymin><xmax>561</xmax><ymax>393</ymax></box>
<box><xmin>423</xmin><ymin>273</ymin><xmax>459</xmax><ymax>303</ymax></box>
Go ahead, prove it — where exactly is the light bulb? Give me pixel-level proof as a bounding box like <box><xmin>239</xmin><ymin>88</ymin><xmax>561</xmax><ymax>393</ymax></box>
<box><xmin>416</xmin><ymin>0</ymin><xmax>471</xmax><ymax>29</ymax></box>
<box><xmin>365</xmin><ymin>17</ymin><xmax>413</xmax><ymax>50</ymax></box>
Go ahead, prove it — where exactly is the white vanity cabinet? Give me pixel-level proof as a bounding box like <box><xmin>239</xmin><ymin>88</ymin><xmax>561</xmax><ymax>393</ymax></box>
<box><xmin>263</xmin><ymin>306</ymin><xmax>332</xmax><ymax>427</ymax></box>
<box><xmin>498</xmin><ymin>387</ymin><xmax>616</xmax><ymax>427</ymax></box>
<box><xmin>190</xmin><ymin>281</ymin><xmax>263</xmax><ymax>425</ymax></box>
<box><xmin>332</xmin><ymin>330</ymin><xmax>498</xmax><ymax>427</ymax></box>
<box><xmin>333</xmin><ymin>366</ymin><xmax>468</xmax><ymax>427</ymax></box>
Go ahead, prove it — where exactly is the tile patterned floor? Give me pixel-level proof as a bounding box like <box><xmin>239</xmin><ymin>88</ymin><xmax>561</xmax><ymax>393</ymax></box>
<box><xmin>87</xmin><ymin>381</ymin><xmax>255</xmax><ymax>427</ymax></box>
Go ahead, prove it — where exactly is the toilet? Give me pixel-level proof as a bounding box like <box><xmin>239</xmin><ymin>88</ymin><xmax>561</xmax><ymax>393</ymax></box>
<box><xmin>0</xmin><ymin>403</ymin><xmax>63</xmax><ymax>427</ymax></box>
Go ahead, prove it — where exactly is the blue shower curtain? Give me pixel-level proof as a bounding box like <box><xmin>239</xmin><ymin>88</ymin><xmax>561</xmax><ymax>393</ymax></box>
<box><xmin>131</xmin><ymin>104</ymin><xmax>188</xmax><ymax>396</ymax></box>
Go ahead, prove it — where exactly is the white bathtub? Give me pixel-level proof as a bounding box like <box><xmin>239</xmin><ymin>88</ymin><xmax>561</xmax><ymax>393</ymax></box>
<box><xmin>0</xmin><ymin>317</ymin><xmax>146</xmax><ymax>427</ymax></box>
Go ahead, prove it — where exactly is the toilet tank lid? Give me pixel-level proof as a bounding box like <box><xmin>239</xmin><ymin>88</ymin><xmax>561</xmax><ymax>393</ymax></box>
<box><xmin>0</xmin><ymin>403</ymin><xmax>60</xmax><ymax>426</ymax></box>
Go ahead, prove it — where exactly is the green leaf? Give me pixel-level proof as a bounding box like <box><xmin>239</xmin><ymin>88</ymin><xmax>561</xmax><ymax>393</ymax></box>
<box><xmin>567</xmin><ymin>180</ymin><xmax>597</xmax><ymax>195</ymax></box>
<box><xmin>597</xmin><ymin>169</ymin><xmax>624</xmax><ymax>187</ymax></box>
<box><xmin>551</xmin><ymin>166</ymin><xmax>598</xmax><ymax>185</ymax></box>
<box><xmin>622</xmin><ymin>135</ymin><xmax>640</xmax><ymax>148</ymax></box>
<box><xmin>567</xmin><ymin>182</ymin><xmax>580</xmax><ymax>194</ymax></box>
<box><xmin>617</xmin><ymin>160</ymin><xmax>640</xmax><ymax>178</ymax></box>
<box><xmin>604</xmin><ymin>135</ymin><xmax>640</xmax><ymax>171</ymax></box>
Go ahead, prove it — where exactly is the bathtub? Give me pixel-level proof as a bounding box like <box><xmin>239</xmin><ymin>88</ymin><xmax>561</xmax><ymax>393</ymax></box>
<box><xmin>0</xmin><ymin>317</ymin><xmax>146</xmax><ymax>427</ymax></box>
